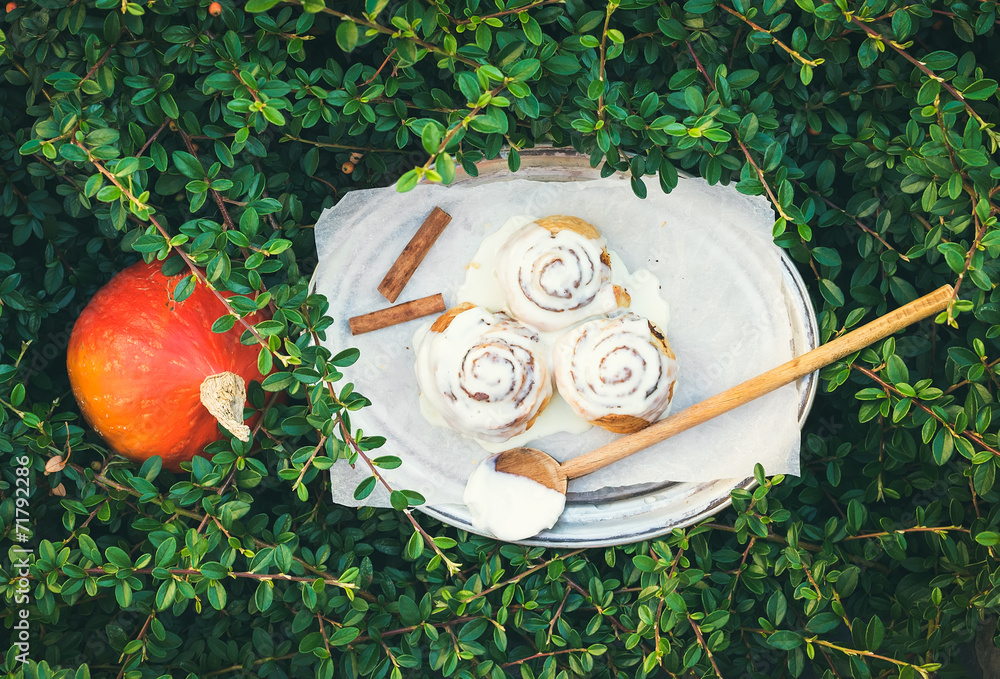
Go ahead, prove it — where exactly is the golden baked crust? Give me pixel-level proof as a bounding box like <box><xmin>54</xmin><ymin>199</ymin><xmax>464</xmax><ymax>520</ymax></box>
<box><xmin>430</xmin><ymin>302</ymin><xmax>475</xmax><ymax>333</ymax></box>
<box><xmin>535</xmin><ymin>215</ymin><xmax>602</xmax><ymax>240</ymax></box>
<box><xmin>592</xmin><ymin>413</ymin><xmax>654</xmax><ymax>434</ymax></box>
<box><xmin>648</xmin><ymin>320</ymin><xmax>676</xmax><ymax>359</ymax></box>
<box><xmin>524</xmin><ymin>393</ymin><xmax>552</xmax><ymax>431</ymax></box>
<box><xmin>614</xmin><ymin>285</ymin><xmax>631</xmax><ymax>309</ymax></box>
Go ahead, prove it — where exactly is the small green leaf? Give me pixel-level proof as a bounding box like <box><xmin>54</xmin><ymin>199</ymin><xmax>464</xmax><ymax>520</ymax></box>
<box><xmin>353</xmin><ymin>476</ymin><xmax>377</xmax><ymax>500</ymax></box>
<box><xmin>976</xmin><ymin>531</ymin><xmax>1000</xmax><ymax>546</ymax></box>
<box><xmin>245</xmin><ymin>0</ymin><xmax>282</xmax><ymax>10</ymax></box>
<box><xmin>767</xmin><ymin>631</ymin><xmax>804</xmax><ymax>650</ymax></box>
<box><xmin>336</xmin><ymin>21</ymin><xmax>358</xmax><ymax>52</ymax></box>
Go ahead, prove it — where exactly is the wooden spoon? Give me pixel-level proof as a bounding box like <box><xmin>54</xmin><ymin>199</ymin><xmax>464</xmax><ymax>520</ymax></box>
<box><xmin>494</xmin><ymin>284</ymin><xmax>956</xmax><ymax>495</ymax></box>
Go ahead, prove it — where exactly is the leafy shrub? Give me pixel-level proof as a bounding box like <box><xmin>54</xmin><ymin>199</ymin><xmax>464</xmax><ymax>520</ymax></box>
<box><xmin>2</xmin><ymin>0</ymin><xmax>1000</xmax><ymax>677</ymax></box>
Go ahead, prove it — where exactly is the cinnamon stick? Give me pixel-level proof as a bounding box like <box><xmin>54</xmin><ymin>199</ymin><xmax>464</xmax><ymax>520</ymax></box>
<box><xmin>377</xmin><ymin>206</ymin><xmax>452</xmax><ymax>303</ymax></box>
<box><xmin>349</xmin><ymin>293</ymin><xmax>446</xmax><ymax>336</ymax></box>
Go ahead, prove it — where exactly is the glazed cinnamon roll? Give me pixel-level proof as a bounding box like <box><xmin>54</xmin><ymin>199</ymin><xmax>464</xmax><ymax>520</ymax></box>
<box><xmin>415</xmin><ymin>303</ymin><xmax>553</xmax><ymax>442</ymax></box>
<box><xmin>553</xmin><ymin>313</ymin><xmax>677</xmax><ymax>434</ymax></box>
<box><xmin>495</xmin><ymin>216</ymin><xmax>630</xmax><ymax>332</ymax></box>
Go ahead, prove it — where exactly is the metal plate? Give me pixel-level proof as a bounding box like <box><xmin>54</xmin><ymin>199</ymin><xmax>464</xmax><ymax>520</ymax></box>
<box><xmin>416</xmin><ymin>148</ymin><xmax>819</xmax><ymax>547</ymax></box>
<box><xmin>310</xmin><ymin>147</ymin><xmax>818</xmax><ymax>548</ymax></box>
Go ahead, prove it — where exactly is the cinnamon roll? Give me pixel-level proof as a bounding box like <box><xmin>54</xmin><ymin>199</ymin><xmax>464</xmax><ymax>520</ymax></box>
<box><xmin>495</xmin><ymin>216</ymin><xmax>630</xmax><ymax>332</ymax></box>
<box><xmin>553</xmin><ymin>313</ymin><xmax>677</xmax><ymax>434</ymax></box>
<box><xmin>415</xmin><ymin>303</ymin><xmax>553</xmax><ymax>442</ymax></box>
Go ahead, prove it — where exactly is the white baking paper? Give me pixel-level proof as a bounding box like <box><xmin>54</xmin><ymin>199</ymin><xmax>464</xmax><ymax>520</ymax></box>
<box><xmin>311</xmin><ymin>176</ymin><xmax>803</xmax><ymax>509</ymax></box>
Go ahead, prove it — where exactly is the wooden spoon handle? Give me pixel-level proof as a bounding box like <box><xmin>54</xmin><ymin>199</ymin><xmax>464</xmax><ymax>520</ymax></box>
<box><xmin>559</xmin><ymin>284</ymin><xmax>955</xmax><ymax>480</ymax></box>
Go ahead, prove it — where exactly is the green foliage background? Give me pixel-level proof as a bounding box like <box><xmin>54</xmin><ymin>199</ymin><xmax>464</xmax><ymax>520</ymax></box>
<box><xmin>3</xmin><ymin>0</ymin><xmax>1000</xmax><ymax>677</ymax></box>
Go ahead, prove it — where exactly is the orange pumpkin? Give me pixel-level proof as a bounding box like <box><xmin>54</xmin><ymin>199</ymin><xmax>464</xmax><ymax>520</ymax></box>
<box><xmin>67</xmin><ymin>260</ymin><xmax>266</xmax><ymax>472</ymax></box>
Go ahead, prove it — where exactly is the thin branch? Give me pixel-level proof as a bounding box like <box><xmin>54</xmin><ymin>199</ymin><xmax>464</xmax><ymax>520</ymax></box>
<box><xmin>845</xmin><ymin>14</ymin><xmax>992</xmax><ymax>135</ymax></box>
<box><xmin>285</xmin><ymin>0</ymin><xmax>481</xmax><ymax>67</ymax></box>
<box><xmin>290</xmin><ymin>434</ymin><xmax>328</xmax><ymax>492</ymax></box>
<box><xmin>281</xmin><ymin>135</ymin><xmax>409</xmax><ymax>153</ymax></box>
<box><xmin>704</xmin><ymin>522</ymin><xmax>890</xmax><ymax>572</ymax></box>
<box><xmin>501</xmin><ymin>648</ymin><xmax>589</xmax><ymax>668</ymax></box>
<box><xmin>465</xmin><ymin>549</ymin><xmax>586</xmax><ymax>604</ymax></box>
<box><xmin>73</xmin><ymin>141</ymin><xmax>280</xmax><ymax>357</ymax></box>
<box><xmin>843</xmin><ymin>525</ymin><xmax>969</xmax><ymax>541</ymax></box>
<box><xmin>136</xmin><ymin>119</ymin><xmax>170</xmax><ymax>158</ymax></box>
<box><xmin>360</xmin><ymin>48</ymin><xmax>397</xmax><ymax>87</ymax></box>
<box><xmin>948</xmin><ymin>211</ymin><xmax>990</xmax><ymax>326</ymax></box>
<box><xmin>420</xmin><ymin>83</ymin><xmax>508</xmax><ymax>172</ymax></box>
<box><xmin>943</xmin><ymin>356</ymin><xmax>1000</xmax><ymax>395</ymax></box>
<box><xmin>82</xmin><ymin>567</ymin><xmax>357</xmax><ymax>587</ymax></box>
<box><xmin>596</xmin><ymin>3</ymin><xmax>615</xmax><ymax>116</ymax></box>
<box><xmin>451</xmin><ymin>0</ymin><xmax>564</xmax><ymax>24</ymax></box>
<box><xmin>116</xmin><ymin>612</ymin><xmax>154</xmax><ymax>679</ymax></box>
<box><xmin>79</xmin><ymin>46</ymin><xmax>114</xmax><ymax>89</ymax></box>
<box><xmin>794</xmin><ymin>181</ymin><xmax>908</xmax><ymax>260</ymax></box>
<box><xmin>719</xmin><ymin>4</ymin><xmax>822</xmax><ymax>66</ymax></box>
<box><xmin>738</xmin><ymin>139</ymin><xmax>794</xmax><ymax>224</ymax></box>
<box><xmin>688</xmin><ymin>615</ymin><xmax>725</xmax><ymax>678</ymax></box>
<box><xmin>852</xmin><ymin>364</ymin><xmax>1000</xmax><ymax>457</ymax></box>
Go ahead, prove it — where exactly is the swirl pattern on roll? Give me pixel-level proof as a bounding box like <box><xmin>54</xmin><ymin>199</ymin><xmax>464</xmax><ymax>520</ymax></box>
<box><xmin>416</xmin><ymin>303</ymin><xmax>553</xmax><ymax>442</ymax></box>
<box><xmin>553</xmin><ymin>312</ymin><xmax>677</xmax><ymax>434</ymax></box>
<box><xmin>496</xmin><ymin>215</ymin><xmax>630</xmax><ymax>332</ymax></box>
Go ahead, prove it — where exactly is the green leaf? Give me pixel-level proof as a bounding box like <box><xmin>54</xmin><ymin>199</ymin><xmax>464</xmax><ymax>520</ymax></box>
<box><xmin>767</xmin><ymin>631</ymin><xmax>804</xmax><ymax>650</ymax></box>
<box><xmin>865</xmin><ymin>616</ymin><xmax>885</xmax><ymax>650</ymax></box>
<box><xmin>545</xmin><ymin>55</ymin><xmax>581</xmax><ymax>75</ymax></box>
<box><xmin>261</xmin><ymin>105</ymin><xmax>286</xmax><ymax>126</ymax></box>
<box><xmin>105</xmin><ymin>546</ymin><xmax>132</xmax><ymax>569</ymax></box>
<box><xmin>885</xmin><ymin>355</ymin><xmax>909</xmax><ymax>384</ymax></box>
<box><xmin>354</xmin><ymin>476</ymin><xmax>377</xmax><ymax>500</ymax></box>
<box><xmin>857</xmin><ymin>38</ymin><xmax>879</xmax><ymax>68</ymax></box>
<box><xmin>932</xmin><ymin>429</ymin><xmax>954</xmax><ymax>465</ymax></box>
<box><xmin>397</xmin><ymin>169</ymin><xmax>420</xmax><ymax>192</ymax></box>
<box><xmin>963</xmin><ymin>79</ymin><xmax>998</xmax><ymax>100</ymax></box>
<box><xmin>200</xmin><ymin>561</ymin><xmax>228</xmax><ymax>580</ymax></box>
<box><xmin>818</xmin><ymin>279</ymin><xmax>845</xmax><ymax>307</ymax></box>
<box><xmin>173</xmin><ymin>275</ymin><xmax>196</xmax><ymax>303</ymax></box>
<box><xmin>172</xmin><ymin>151</ymin><xmax>204</xmax><ymax>179</ymax></box>
<box><xmin>255</xmin><ymin>581</ymin><xmax>274</xmax><ymax>611</ymax></box>
<box><xmin>245</xmin><ymin>0</ymin><xmax>282</xmax><ymax>10</ymax></box>
<box><xmin>261</xmin><ymin>372</ymin><xmax>295</xmax><ymax>392</ymax></box>
<box><xmin>336</xmin><ymin>21</ymin><xmax>359</xmax><ymax>52</ymax></box>
<box><xmin>372</xmin><ymin>455</ymin><xmax>401</xmax><ymax>469</ymax></box>
<box><xmin>805</xmin><ymin>612</ymin><xmax>841</xmax><ymax>633</ymax></box>
<box><xmin>389</xmin><ymin>490</ymin><xmax>409</xmax><ymax>511</ymax></box>
<box><xmin>976</xmin><ymin>531</ymin><xmax>1000</xmax><ymax>546</ymax></box>
<box><xmin>421</xmin><ymin>123</ymin><xmax>441</xmax><ymax>155</ymax></box>
<box><xmin>405</xmin><ymin>530</ymin><xmax>424</xmax><ymax>559</ymax></box>
<box><xmin>507</xmin><ymin>148</ymin><xmax>520</xmax><ymax>173</ymax></box>
<box><xmin>254</xmin><ymin>320</ymin><xmax>284</xmax><ymax>337</ymax></box>
<box><xmin>684</xmin><ymin>0</ymin><xmax>716</xmax><ymax>13</ymax></box>
<box><xmin>329</xmin><ymin>627</ymin><xmax>360</xmax><ymax>646</ymax></box>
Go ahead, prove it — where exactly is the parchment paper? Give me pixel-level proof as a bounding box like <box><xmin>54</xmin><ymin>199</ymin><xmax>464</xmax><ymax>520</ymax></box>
<box><xmin>312</xmin><ymin>176</ymin><xmax>803</xmax><ymax>509</ymax></box>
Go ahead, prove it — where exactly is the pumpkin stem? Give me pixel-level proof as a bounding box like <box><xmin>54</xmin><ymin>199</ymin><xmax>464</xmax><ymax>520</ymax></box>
<box><xmin>200</xmin><ymin>371</ymin><xmax>252</xmax><ymax>442</ymax></box>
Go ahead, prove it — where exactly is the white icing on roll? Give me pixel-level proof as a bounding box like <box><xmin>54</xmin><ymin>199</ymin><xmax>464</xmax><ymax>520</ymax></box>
<box><xmin>553</xmin><ymin>313</ymin><xmax>677</xmax><ymax>433</ymax></box>
<box><xmin>415</xmin><ymin>304</ymin><xmax>553</xmax><ymax>443</ymax></box>
<box><xmin>496</xmin><ymin>219</ymin><xmax>625</xmax><ymax>331</ymax></box>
